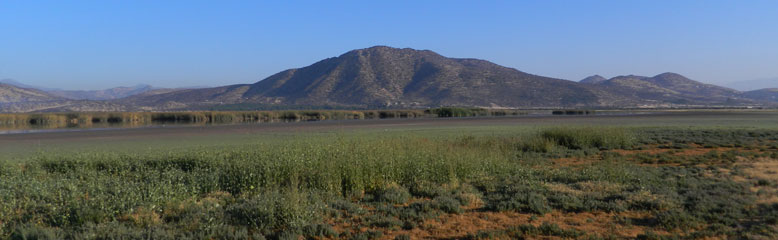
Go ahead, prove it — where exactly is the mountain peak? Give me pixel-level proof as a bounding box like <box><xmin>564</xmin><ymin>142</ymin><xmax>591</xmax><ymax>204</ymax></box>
<box><xmin>580</xmin><ymin>75</ymin><xmax>608</xmax><ymax>84</ymax></box>
<box><xmin>653</xmin><ymin>72</ymin><xmax>689</xmax><ymax>80</ymax></box>
<box><xmin>341</xmin><ymin>46</ymin><xmax>439</xmax><ymax>58</ymax></box>
<box><xmin>357</xmin><ymin>45</ymin><xmax>427</xmax><ymax>52</ymax></box>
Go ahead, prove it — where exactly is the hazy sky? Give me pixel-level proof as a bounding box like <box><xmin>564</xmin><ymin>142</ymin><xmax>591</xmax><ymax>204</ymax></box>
<box><xmin>2</xmin><ymin>1</ymin><xmax>777</xmax><ymax>90</ymax></box>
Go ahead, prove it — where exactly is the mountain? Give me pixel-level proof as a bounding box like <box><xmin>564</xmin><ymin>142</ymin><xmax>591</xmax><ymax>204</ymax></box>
<box><xmin>580</xmin><ymin>73</ymin><xmax>747</xmax><ymax>104</ymax></box>
<box><xmin>125</xmin><ymin>46</ymin><xmax>619</xmax><ymax>109</ymax></box>
<box><xmin>725</xmin><ymin>78</ymin><xmax>778</xmax><ymax>91</ymax></box>
<box><xmin>0</xmin><ymin>83</ymin><xmax>64</xmax><ymax>103</ymax></box>
<box><xmin>0</xmin><ymin>100</ymin><xmax>127</xmax><ymax>113</ymax></box>
<box><xmin>247</xmin><ymin>46</ymin><xmax>620</xmax><ymax>107</ymax></box>
<box><xmin>117</xmin><ymin>84</ymin><xmax>253</xmax><ymax>110</ymax></box>
<box><xmin>580</xmin><ymin>75</ymin><xmax>608</xmax><ymax>84</ymax></box>
<box><xmin>0</xmin><ymin>83</ymin><xmax>129</xmax><ymax>112</ymax></box>
<box><xmin>4</xmin><ymin>46</ymin><xmax>777</xmax><ymax>112</ymax></box>
<box><xmin>742</xmin><ymin>88</ymin><xmax>778</xmax><ymax>102</ymax></box>
<box><xmin>0</xmin><ymin>79</ymin><xmax>59</xmax><ymax>91</ymax></box>
<box><xmin>0</xmin><ymin>79</ymin><xmax>163</xmax><ymax>100</ymax></box>
<box><xmin>48</xmin><ymin>84</ymin><xmax>155</xmax><ymax>100</ymax></box>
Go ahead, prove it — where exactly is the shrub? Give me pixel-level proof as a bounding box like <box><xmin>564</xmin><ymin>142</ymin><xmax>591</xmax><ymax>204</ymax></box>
<box><xmin>302</xmin><ymin>224</ymin><xmax>337</xmax><ymax>238</ymax></box>
<box><xmin>226</xmin><ymin>191</ymin><xmax>322</xmax><ymax>235</ymax></box>
<box><xmin>541</xmin><ymin>127</ymin><xmax>636</xmax><ymax>150</ymax></box>
<box><xmin>10</xmin><ymin>225</ymin><xmax>63</xmax><ymax>240</ymax></box>
<box><xmin>394</xmin><ymin>234</ymin><xmax>411</xmax><ymax>240</ymax></box>
<box><xmin>466</xmin><ymin>229</ymin><xmax>507</xmax><ymax>239</ymax></box>
<box><xmin>408</xmin><ymin>181</ymin><xmax>447</xmax><ymax>198</ymax></box>
<box><xmin>370</xmin><ymin>185</ymin><xmax>411</xmax><ymax>204</ymax></box>
<box><xmin>349</xmin><ymin>230</ymin><xmax>383</xmax><ymax>240</ymax></box>
<box><xmin>520</xmin><ymin>136</ymin><xmax>556</xmax><ymax>153</ymax></box>
<box><xmin>433</xmin><ymin>195</ymin><xmax>463</xmax><ymax>214</ymax></box>
<box><xmin>330</xmin><ymin>199</ymin><xmax>365</xmax><ymax>216</ymax></box>
<box><xmin>487</xmin><ymin>191</ymin><xmax>551</xmax><ymax>215</ymax></box>
<box><xmin>537</xmin><ymin>222</ymin><xmax>585</xmax><ymax>238</ymax></box>
<box><xmin>655</xmin><ymin>209</ymin><xmax>698</xmax><ymax>230</ymax></box>
<box><xmin>365</xmin><ymin>214</ymin><xmax>402</xmax><ymax>229</ymax></box>
<box><xmin>504</xmin><ymin>222</ymin><xmax>584</xmax><ymax>238</ymax></box>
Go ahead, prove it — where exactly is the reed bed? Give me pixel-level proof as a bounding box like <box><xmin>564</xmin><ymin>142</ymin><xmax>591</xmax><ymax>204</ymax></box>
<box><xmin>0</xmin><ymin>108</ymin><xmax>525</xmax><ymax>130</ymax></box>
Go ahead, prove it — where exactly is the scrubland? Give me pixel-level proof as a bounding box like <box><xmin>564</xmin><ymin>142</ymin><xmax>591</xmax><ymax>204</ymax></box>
<box><xmin>2</xmin><ymin>113</ymin><xmax>778</xmax><ymax>239</ymax></box>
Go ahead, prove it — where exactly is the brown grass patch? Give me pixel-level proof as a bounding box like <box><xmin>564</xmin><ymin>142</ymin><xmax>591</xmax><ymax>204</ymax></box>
<box><xmin>613</xmin><ymin>147</ymin><xmax>728</xmax><ymax>157</ymax></box>
<box><xmin>376</xmin><ymin>210</ymin><xmax>659</xmax><ymax>240</ymax></box>
<box><xmin>738</xmin><ymin>158</ymin><xmax>778</xmax><ymax>204</ymax></box>
<box><xmin>118</xmin><ymin>207</ymin><xmax>161</xmax><ymax>227</ymax></box>
<box><xmin>741</xmin><ymin>159</ymin><xmax>778</xmax><ymax>182</ymax></box>
<box><xmin>551</xmin><ymin>156</ymin><xmax>599</xmax><ymax>167</ymax></box>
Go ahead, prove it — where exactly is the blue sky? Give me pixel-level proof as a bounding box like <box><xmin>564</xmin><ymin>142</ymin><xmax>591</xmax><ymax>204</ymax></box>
<box><xmin>1</xmin><ymin>1</ymin><xmax>777</xmax><ymax>90</ymax></box>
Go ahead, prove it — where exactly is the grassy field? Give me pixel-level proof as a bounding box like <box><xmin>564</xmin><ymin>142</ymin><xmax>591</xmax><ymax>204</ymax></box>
<box><xmin>1</xmin><ymin>111</ymin><xmax>778</xmax><ymax>239</ymax></box>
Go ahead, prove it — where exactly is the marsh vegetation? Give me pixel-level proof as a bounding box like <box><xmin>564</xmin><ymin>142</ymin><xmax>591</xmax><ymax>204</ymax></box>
<box><xmin>2</xmin><ymin>121</ymin><xmax>778</xmax><ymax>239</ymax></box>
<box><xmin>0</xmin><ymin>108</ymin><xmax>525</xmax><ymax>132</ymax></box>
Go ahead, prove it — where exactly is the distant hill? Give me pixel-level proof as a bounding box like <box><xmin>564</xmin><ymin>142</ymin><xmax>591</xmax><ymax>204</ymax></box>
<box><xmin>0</xmin><ymin>83</ymin><xmax>130</xmax><ymax>112</ymax></box>
<box><xmin>0</xmin><ymin>83</ymin><xmax>63</xmax><ymax>103</ymax></box>
<box><xmin>742</xmin><ymin>88</ymin><xmax>778</xmax><ymax>102</ymax></box>
<box><xmin>0</xmin><ymin>79</ymin><xmax>178</xmax><ymax>101</ymax></box>
<box><xmin>48</xmin><ymin>84</ymin><xmax>156</xmax><ymax>100</ymax></box>
<box><xmin>0</xmin><ymin>100</ymin><xmax>127</xmax><ymax>113</ymax></box>
<box><xmin>0</xmin><ymin>79</ymin><xmax>59</xmax><ymax>91</ymax></box>
<box><xmin>725</xmin><ymin>78</ymin><xmax>778</xmax><ymax>91</ymax></box>
<box><xmin>580</xmin><ymin>73</ymin><xmax>748</xmax><ymax>105</ymax></box>
<box><xmin>117</xmin><ymin>84</ymin><xmax>253</xmax><ymax>110</ymax></box>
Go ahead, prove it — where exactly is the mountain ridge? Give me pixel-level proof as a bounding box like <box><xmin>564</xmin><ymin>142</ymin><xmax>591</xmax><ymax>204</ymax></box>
<box><xmin>0</xmin><ymin>83</ymin><xmax>64</xmax><ymax>103</ymax></box>
<box><xmin>580</xmin><ymin>72</ymin><xmax>748</xmax><ymax>104</ymax></box>
<box><xmin>725</xmin><ymin>78</ymin><xmax>778</xmax><ymax>91</ymax></box>
<box><xmin>48</xmin><ymin>84</ymin><xmax>156</xmax><ymax>100</ymax></box>
<box><xmin>2</xmin><ymin>46</ymin><xmax>777</xmax><ymax>112</ymax></box>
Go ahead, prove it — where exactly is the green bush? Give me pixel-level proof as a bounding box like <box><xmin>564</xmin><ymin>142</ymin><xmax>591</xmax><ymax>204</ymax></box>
<box><xmin>520</xmin><ymin>136</ymin><xmax>556</xmax><ymax>153</ymax></box>
<box><xmin>394</xmin><ymin>234</ymin><xmax>411</xmax><ymax>240</ymax></box>
<box><xmin>370</xmin><ymin>185</ymin><xmax>411</xmax><ymax>204</ymax></box>
<box><xmin>409</xmin><ymin>180</ymin><xmax>447</xmax><ymax>198</ymax></box>
<box><xmin>433</xmin><ymin>195</ymin><xmax>463</xmax><ymax>214</ymax></box>
<box><xmin>10</xmin><ymin>225</ymin><xmax>63</xmax><ymax>240</ymax></box>
<box><xmin>655</xmin><ymin>209</ymin><xmax>698</xmax><ymax>230</ymax></box>
<box><xmin>365</xmin><ymin>214</ymin><xmax>403</xmax><ymax>228</ymax></box>
<box><xmin>349</xmin><ymin>230</ymin><xmax>383</xmax><ymax>240</ymax></box>
<box><xmin>226</xmin><ymin>191</ymin><xmax>323</xmax><ymax>235</ymax></box>
<box><xmin>541</xmin><ymin>127</ymin><xmax>636</xmax><ymax>150</ymax></box>
<box><xmin>302</xmin><ymin>224</ymin><xmax>337</xmax><ymax>238</ymax></box>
